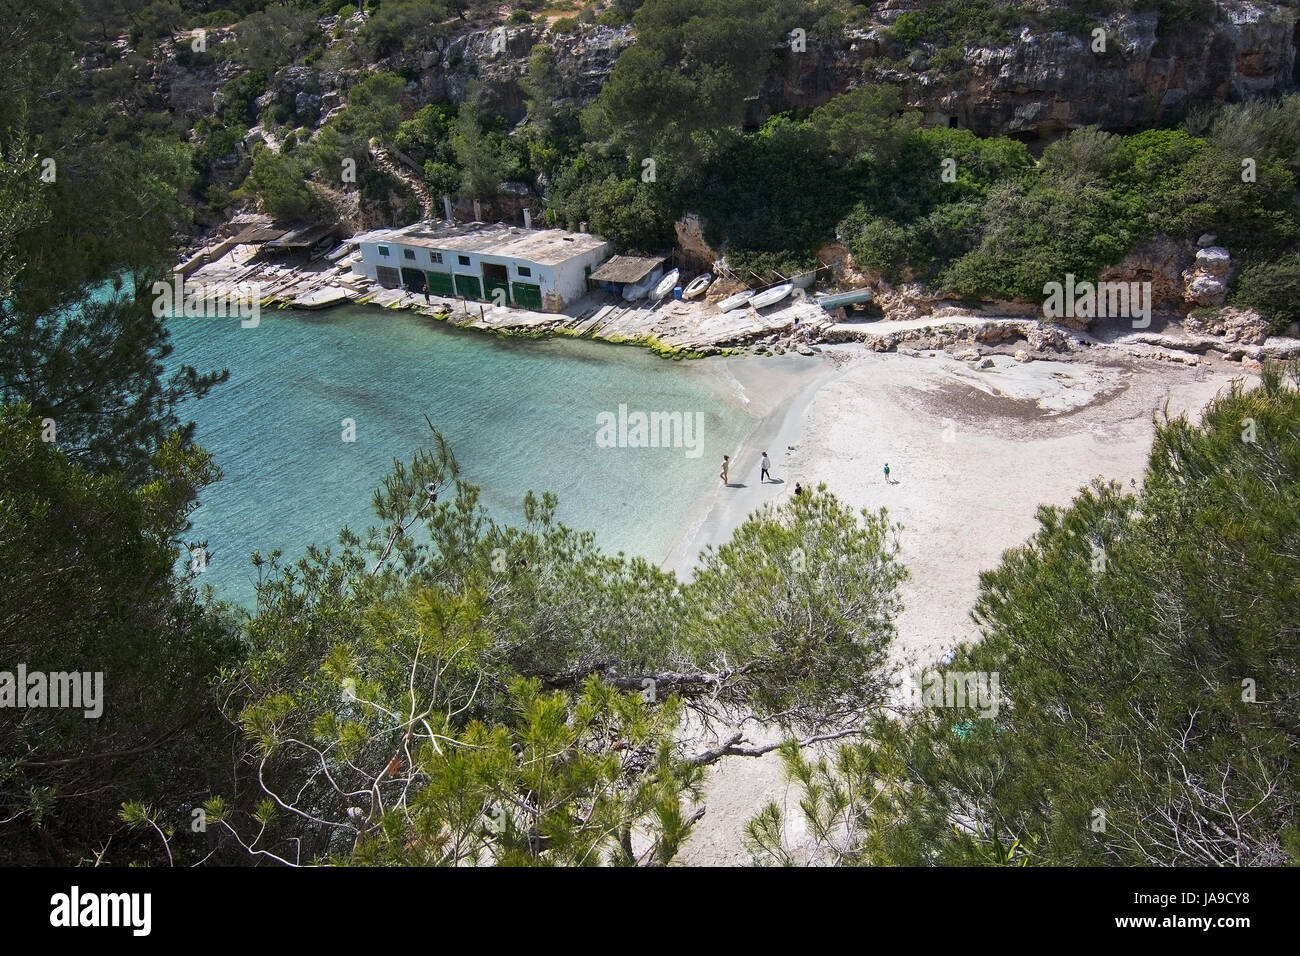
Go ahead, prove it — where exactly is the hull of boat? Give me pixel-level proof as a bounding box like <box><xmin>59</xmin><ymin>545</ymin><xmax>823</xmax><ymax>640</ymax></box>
<box><xmin>751</xmin><ymin>283</ymin><xmax>793</xmax><ymax>309</ymax></box>
<box><xmin>682</xmin><ymin>274</ymin><xmax>712</xmax><ymax>299</ymax></box>
<box><xmin>816</xmin><ymin>288</ymin><xmax>874</xmax><ymax>309</ymax></box>
<box><xmin>716</xmin><ymin>291</ymin><xmax>754</xmax><ymax>312</ymax></box>
<box><xmin>652</xmin><ymin>268</ymin><xmax>680</xmax><ymax>299</ymax></box>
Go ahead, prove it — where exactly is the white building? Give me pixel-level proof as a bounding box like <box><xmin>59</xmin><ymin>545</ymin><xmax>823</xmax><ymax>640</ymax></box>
<box><xmin>353</xmin><ymin>220</ymin><xmax>612</xmax><ymax>312</ymax></box>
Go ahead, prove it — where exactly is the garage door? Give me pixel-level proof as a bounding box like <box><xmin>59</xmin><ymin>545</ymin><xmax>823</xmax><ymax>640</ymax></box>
<box><xmin>454</xmin><ymin>274</ymin><xmax>483</xmax><ymax>300</ymax></box>
<box><xmin>425</xmin><ymin>270</ymin><xmax>455</xmax><ymax>296</ymax></box>
<box><xmin>511</xmin><ymin>282</ymin><xmax>542</xmax><ymax>310</ymax></box>
<box><xmin>400</xmin><ymin>267</ymin><xmax>426</xmax><ymax>293</ymax></box>
<box><xmin>376</xmin><ymin>265</ymin><xmax>401</xmax><ymax>289</ymax></box>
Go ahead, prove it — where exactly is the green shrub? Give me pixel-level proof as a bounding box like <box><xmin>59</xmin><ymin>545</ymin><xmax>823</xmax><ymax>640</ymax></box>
<box><xmin>237</xmin><ymin>147</ymin><xmax>328</xmax><ymax>223</ymax></box>
<box><xmin>845</xmin><ymin>217</ymin><xmax>914</xmax><ymax>281</ymax></box>
<box><xmin>1232</xmin><ymin>255</ymin><xmax>1300</xmax><ymax>331</ymax></box>
<box><xmin>202</xmin><ymin>9</ymin><xmax>240</xmax><ymax>28</ymax></box>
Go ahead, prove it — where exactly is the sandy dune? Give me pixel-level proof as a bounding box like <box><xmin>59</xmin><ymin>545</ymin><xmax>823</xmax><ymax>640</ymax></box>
<box><xmin>673</xmin><ymin>344</ymin><xmax>1252</xmax><ymax>865</ymax></box>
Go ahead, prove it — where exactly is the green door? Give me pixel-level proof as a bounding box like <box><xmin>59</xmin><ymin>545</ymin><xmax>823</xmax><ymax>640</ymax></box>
<box><xmin>511</xmin><ymin>282</ymin><xmax>542</xmax><ymax>310</ymax></box>
<box><xmin>454</xmin><ymin>274</ymin><xmax>482</xmax><ymax>300</ymax></box>
<box><xmin>425</xmin><ymin>270</ymin><xmax>454</xmax><ymax>296</ymax></box>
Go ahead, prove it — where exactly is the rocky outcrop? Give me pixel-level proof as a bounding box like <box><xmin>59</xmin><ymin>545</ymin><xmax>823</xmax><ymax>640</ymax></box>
<box><xmin>1184</xmin><ymin>305</ymin><xmax>1271</xmax><ymax>344</ymax></box>
<box><xmin>1100</xmin><ymin>235</ymin><xmax>1193</xmax><ymax>307</ymax></box>
<box><xmin>368</xmin><ymin>3</ymin><xmax>1297</xmax><ymax>143</ymax></box>
<box><xmin>818</xmin><ymin>316</ymin><xmax>1080</xmax><ymax>355</ymax></box>
<box><xmin>674</xmin><ymin>214</ymin><xmax>721</xmax><ymax>275</ymax></box>
<box><xmin>1182</xmin><ymin>245</ymin><xmax>1234</xmax><ymax>306</ymax></box>
<box><xmin>751</xmin><ymin>1</ymin><xmax>1297</xmax><ymax>141</ymax></box>
<box><xmin>406</xmin><ymin>24</ymin><xmax>633</xmax><ymax>122</ymax></box>
<box><xmin>816</xmin><ymin>242</ymin><xmax>872</xmax><ymax>290</ymax></box>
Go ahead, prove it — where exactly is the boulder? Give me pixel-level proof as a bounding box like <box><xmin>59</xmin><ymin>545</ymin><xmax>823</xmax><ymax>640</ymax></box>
<box><xmin>1181</xmin><ymin>308</ymin><xmax>1268</xmax><ymax>342</ymax></box>
<box><xmin>1183</xmin><ymin>246</ymin><xmax>1233</xmax><ymax>306</ymax></box>
<box><xmin>1222</xmin><ymin>308</ymin><xmax>1271</xmax><ymax>345</ymax></box>
<box><xmin>1195</xmin><ymin>246</ymin><xmax>1232</xmax><ymax>277</ymax></box>
<box><xmin>1185</xmin><ymin>274</ymin><xmax>1229</xmax><ymax>307</ymax></box>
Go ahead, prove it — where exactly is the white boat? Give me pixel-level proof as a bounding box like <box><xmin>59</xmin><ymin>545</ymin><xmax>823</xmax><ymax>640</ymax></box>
<box><xmin>652</xmin><ymin>268</ymin><xmax>680</xmax><ymax>300</ymax></box>
<box><xmin>715</xmin><ymin>290</ymin><xmax>754</xmax><ymax>312</ymax></box>
<box><xmin>751</xmin><ymin>283</ymin><xmax>793</xmax><ymax>309</ymax></box>
<box><xmin>682</xmin><ymin>274</ymin><xmax>712</xmax><ymax>300</ymax></box>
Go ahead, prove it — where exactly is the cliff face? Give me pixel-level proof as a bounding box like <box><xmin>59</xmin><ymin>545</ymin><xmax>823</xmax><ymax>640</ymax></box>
<box><xmin>147</xmin><ymin>4</ymin><xmax>1296</xmax><ymax>148</ymax></box>
<box><xmin>410</xmin><ymin>4</ymin><xmax>1295</xmax><ymax>143</ymax></box>
<box><xmin>750</xmin><ymin>1</ymin><xmax>1297</xmax><ymax>141</ymax></box>
<box><xmin>398</xmin><ymin>24</ymin><xmax>633</xmax><ymax>123</ymax></box>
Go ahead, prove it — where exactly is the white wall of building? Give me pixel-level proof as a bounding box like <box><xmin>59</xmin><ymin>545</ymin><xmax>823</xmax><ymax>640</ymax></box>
<box><xmin>354</xmin><ymin>234</ymin><xmax>613</xmax><ymax>310</ymax></box>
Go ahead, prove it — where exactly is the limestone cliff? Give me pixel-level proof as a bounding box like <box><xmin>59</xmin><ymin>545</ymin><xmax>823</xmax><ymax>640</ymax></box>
<box><xmin>750</xmin><ymin>1</ymin><xmax>1298</xmax><ymax>141</ymax></box>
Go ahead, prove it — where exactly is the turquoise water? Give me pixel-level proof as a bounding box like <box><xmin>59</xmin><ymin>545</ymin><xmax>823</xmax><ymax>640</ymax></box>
<box><xmin>165</xmin><ymin>306</ymin><xmax>753</xmax><ymax>606</ymax></box>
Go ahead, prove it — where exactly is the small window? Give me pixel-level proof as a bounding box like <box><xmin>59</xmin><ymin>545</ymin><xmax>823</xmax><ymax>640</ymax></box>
<box><xmin>378</xmin><ymin>245</ymin><xmax>389</xmax><ymax>257</ymax></box>
<box><xmin>430</xmin><ymin>251</ymin><xmax>443</xmax><ymax>264</ymax></box>
<box><xmin>458</xmin><ymin>255</ymin><xmax>470</xmax><ymax>266</ymax></box>
<box><xmin>517</xmin><ymin>265</ymin><xmax>532</xmax><ymax>277</ymax></box>
<box><xmin>403</xmin><ymin>249</ymin><xmax>415</xmax><ymax>260</ymax></box>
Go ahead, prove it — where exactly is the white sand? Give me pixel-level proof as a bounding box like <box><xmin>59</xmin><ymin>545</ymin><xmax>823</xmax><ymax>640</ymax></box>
<box><xmin>672</xmin><ymin>344</ymin><xmax>1252</xmax><ymax>865</ymax></box>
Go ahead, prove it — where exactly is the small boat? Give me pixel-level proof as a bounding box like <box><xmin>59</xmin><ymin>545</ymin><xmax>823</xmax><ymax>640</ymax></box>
<box><xmin>682</xmin><ymin>274</ymin><xmax>712</xmax><ymax>300</ymax></box>
<box><xmin>716</xmin><ymin>290</ymin><xmax>755</xmax><ymax>312</ymax></box>
<box><xmin>652</xmin><ymin>268</ymin><xmax>680</xmax><ymax>300</ymax></box>
<box><xmin>751</xmin><ymin>283</ymin><xmax>793</xmax><ymax>309</ymax></box>
<box><xmin>816</xmin><ymin>288</ymin><xmax>874</xmax><ymax>310</ymax></box>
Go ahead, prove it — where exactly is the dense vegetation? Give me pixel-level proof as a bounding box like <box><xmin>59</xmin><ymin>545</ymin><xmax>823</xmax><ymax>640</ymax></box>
<box><xmin>102</xmin><ymin>0</ymin><xmax>1295</xmax><ymax>312</ymax></box>
<box><xmin>1</xmin><ymin>0</ymin><xmax>237</xmax><ymax>863</ymax></box>
<box><xmin>49</xmin><ymin>1</ymin><xmax>1300</xmax><ymax>308</ymax></box>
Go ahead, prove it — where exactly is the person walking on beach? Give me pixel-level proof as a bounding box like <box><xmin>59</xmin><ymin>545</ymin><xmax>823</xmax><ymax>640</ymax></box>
<box><xmin>720</xmin><ymin>455</ymin><xmax>730</xmax><ymax>486</ymax></box>
<box><xmin>760</xmin><ymin>451</ymin><xmax>771</xmax><ymax>483</ymax></box>
<box><xmin>883</xmin><ymin>463</ymin><xmax>891</xmax><ymax>483</ymax></box>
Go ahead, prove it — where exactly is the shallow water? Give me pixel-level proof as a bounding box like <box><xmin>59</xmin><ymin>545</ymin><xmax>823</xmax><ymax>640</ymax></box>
<box><xmin>165</xmin><ymin>306</ymin><xmax>755</xmax><ymax>606</ymax></box>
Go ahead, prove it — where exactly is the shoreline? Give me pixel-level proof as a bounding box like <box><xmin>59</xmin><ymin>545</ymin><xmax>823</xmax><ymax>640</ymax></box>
<box><xmin>660</xmin><ymin>349</ymin><xmax>844</xmax><ymax>578</ymax></box>
<box><xmin>181</xmin><ymin>239</ymin><xmax>1300</xmax><ymax>380</ymax></box>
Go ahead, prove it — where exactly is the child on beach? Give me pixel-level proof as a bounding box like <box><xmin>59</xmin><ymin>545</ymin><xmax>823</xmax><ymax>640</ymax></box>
<box><xmin>760</xmin><ymin>451</ymin><xmax>771</xmax><ymax>483</ymax></box>
<box><xmin>883</xmin><ymin>463</ymin><xmax>891</xmax><ymax>483</ymax></box>
<box><xmin>720</xmin><ymin>455</ymin><xmax>730</xmax><ymax>485</ymax></box>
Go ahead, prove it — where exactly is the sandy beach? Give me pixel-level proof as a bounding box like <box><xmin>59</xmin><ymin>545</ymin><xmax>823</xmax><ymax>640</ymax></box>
<box><xmin>672</xmin><ymin>342</ymin><xmax>1253</xmax><ymax>865</ymax></box>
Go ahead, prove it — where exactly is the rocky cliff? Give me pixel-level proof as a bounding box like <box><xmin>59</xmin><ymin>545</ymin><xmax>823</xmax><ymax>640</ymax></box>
<box><xmin>157</xmin><ymin>3</ymin><xmax>1297</xmax><ymax>154</ymax></box>
<box><xmin>751</xmin><ymin>0</ymin><xmax>1298</xmax><ymax>141</ymax></box>
<box><xmin>379</xmin><ymin>3</ymin><xmax>1297</xmax><ymax>144</ymax></box>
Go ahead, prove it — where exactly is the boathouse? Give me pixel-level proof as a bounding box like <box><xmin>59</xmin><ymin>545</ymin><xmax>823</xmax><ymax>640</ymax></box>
<box><xmin>353</xmin><ymin>221</ymin><xmax>612</xmax><ymax>312</ymax></box>
<box><xmin>588</xmin><ymin>255</ymin><xmax>666</xmax><ymax>299</ymax></box>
